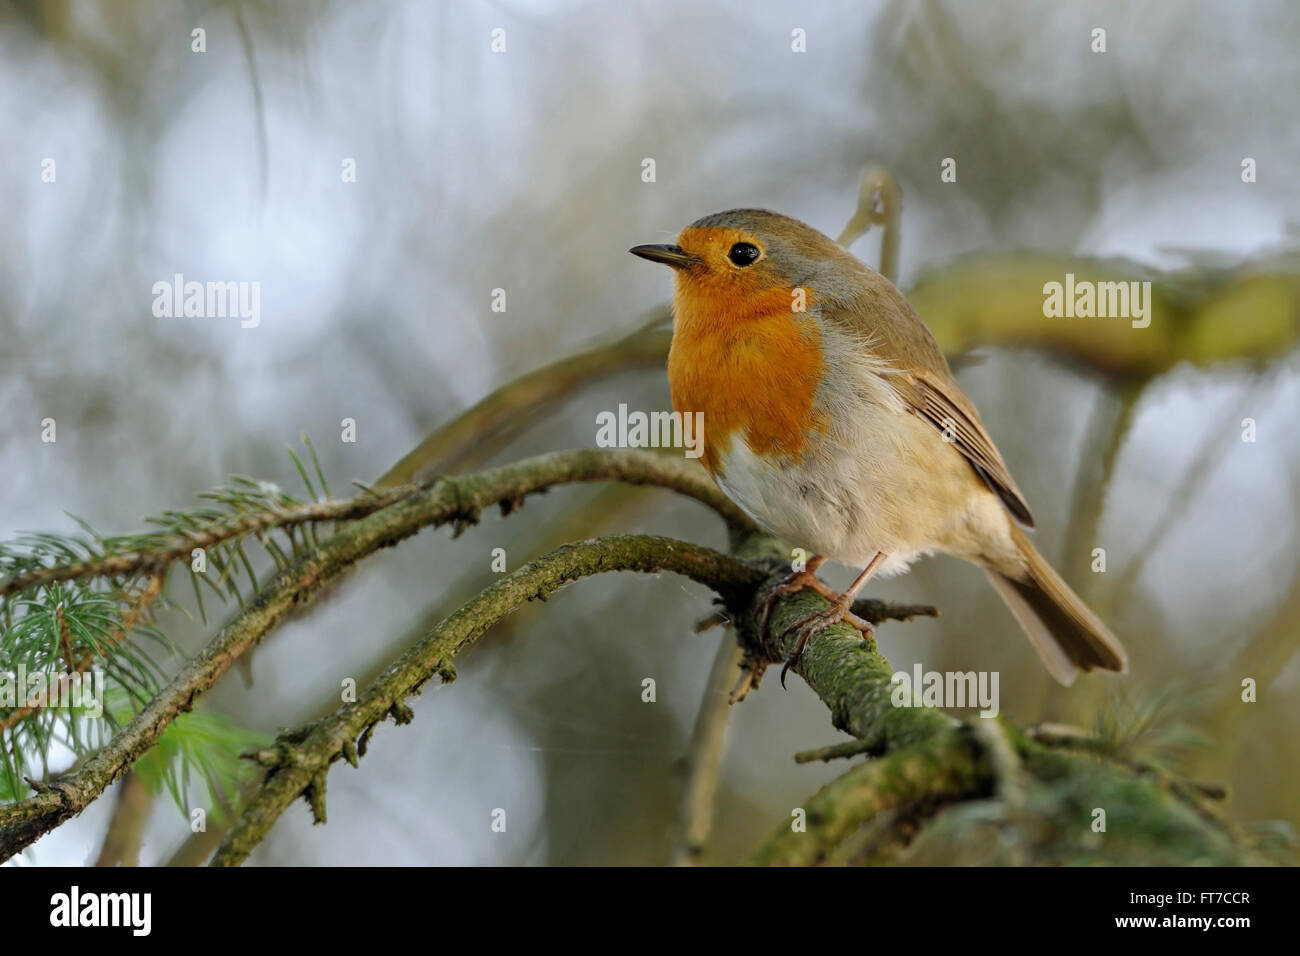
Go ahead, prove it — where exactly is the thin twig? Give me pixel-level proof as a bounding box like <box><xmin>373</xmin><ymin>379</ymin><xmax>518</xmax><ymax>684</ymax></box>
<box><xmin>794</xmin><ymin>739</ymin><xmax>884</xmax><ymax>764</ymax></box>
<box><xmin>0</xmin><ymin>490</ymin><xmax>421</xmax><ymax>598</ymax></box>
<box><xmin>94</xmin><ymin>771</ymin><xmax>153</xmax><ymax>867</ymax></box>
<box><xmin>0</xmin><ymin>574</ymin><xmax>164</xmax><ymax>733</ymax></box>
<box><xmin>838</xmin><ymin>165</ymin><xmax>903</xmax><ymax>282</ymax></box>
<box><xmin>674</xmin><ymin>633</ymin><xmax>744</xmax><ymax>865</ymax></box>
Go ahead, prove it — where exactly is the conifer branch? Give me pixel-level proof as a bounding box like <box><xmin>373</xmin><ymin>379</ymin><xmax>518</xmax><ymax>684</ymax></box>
<box><xmin>0</xmin><ymin>448</ymin><xmax>756</xmax><ymax>860</ymax></box>
<box><xmin>0</xmin><ymin>486</ymin><xmax>422</xmax><ymax>599</ymax></box>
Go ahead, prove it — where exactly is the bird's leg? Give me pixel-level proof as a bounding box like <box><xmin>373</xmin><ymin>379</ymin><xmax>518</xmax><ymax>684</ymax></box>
<box><xmin>755</xmin><ymin>554</ymin><xmax>840</xmax><ymax>637</ymax></box>
<box><xmin>779</xmin><ymin>551</ymin><xmax>888</xmax><ymax>688</ymax></box>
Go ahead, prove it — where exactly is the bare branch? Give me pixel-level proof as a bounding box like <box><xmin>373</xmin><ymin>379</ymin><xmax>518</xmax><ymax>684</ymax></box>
<box><xmin>93</xmin><ymin>772</ymin><xmax>153</xmax><ymax>867</ymax></box>
<box><xmin>377</xmin><ymin>326</ymin><xmax>672</xmax><ymax>486</ymax></box>
<box><xmin>674</xmin><ymin>634</ymin><xmax>743</xmax><ymax>865</ymax></box>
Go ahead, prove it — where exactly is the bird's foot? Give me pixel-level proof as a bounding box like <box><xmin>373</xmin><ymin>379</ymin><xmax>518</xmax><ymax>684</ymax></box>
<box><xmin>778</xmin><ymin>598</ymin><xmax>874</xmax><ymax>689</ymax></box>
<box><xmin>755</xmin><ymin>564</ymin><xmax>839</xmax><ymax>638</ymax></box>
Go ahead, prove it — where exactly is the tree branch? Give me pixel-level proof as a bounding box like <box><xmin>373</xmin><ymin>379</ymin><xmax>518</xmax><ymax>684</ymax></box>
<box><xmin>751</xmin><ymin>726</ymin><xmax>988</xmax><ymax>866</ymax></box>
<box><xmin>210</xmin><ymin>534</ymin><xmax>764</xmax><ymax>866</ymax></box>
<box><xmin>0</xmin><ymin>487</ymin><xmax>421</xmax><ymax>599</ymax></box>
<box><xmin>673</xmin><ymin>633</ymin><xmax>743</xmax><ymax>865</ymax></box>
<box><xmin>377</xmin><ymin>325</ymin><xmax>672</xmax><ymax>486</ymax></box>
<box><xmin>838</xmin><ymin>164</ymin><xmax>902</xmax><ymax>282</ymax></box>
<box><xmin>746</xmin><ymin>586</ymin><xmax>1262</xmax><ymax>865</ymax></box>
<box><xmin>93</xmin><ymin>771</ymin><xmax>153</xmax><ymax>867</ymax></box>
<box><xmin>0</xmin><ymin>448</ymin><xmax>752</xmax><ymax>860</ymax></box>
<box><xmin>208</xmin><ymin>531</ymin><xmax>940</xmax><ymax>864</ymax></box>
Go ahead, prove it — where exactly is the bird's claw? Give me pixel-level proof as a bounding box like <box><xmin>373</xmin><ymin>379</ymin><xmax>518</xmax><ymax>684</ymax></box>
<box><xmin>755</xmin><ymin>565</ymin><xmax>839</xmax><ymax>638</ymax></box>
<box><xmin>777</xmin><ymin>603</ymin><xmax>874</xmax><ymax>689</ymax></box>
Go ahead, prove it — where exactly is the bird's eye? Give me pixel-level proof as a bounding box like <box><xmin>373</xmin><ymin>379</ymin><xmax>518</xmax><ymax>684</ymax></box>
<box><xmin>727</xmin><ymin>242</ymin><xmax>761</xmax><ymax>267</ymax></box>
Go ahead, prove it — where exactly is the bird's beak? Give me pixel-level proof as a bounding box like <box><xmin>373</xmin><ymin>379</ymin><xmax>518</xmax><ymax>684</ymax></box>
<box><xmin>629</xmin><ymin>243</ymin><xmax>696</xmax><ymax>269</ymax></box>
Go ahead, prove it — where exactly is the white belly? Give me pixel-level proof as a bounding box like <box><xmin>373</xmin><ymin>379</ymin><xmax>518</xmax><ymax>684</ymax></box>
<box><xmin>713</xmin><ymin>364</ymin><xmax>1017</xmax><ymax>577</ymax></box>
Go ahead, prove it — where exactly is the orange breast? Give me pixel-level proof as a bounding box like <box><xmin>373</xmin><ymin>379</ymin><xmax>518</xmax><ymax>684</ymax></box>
<box><xmin>667</xmin><ymin>287</ymin><xmax>827</xmax><ymax>475</ymax></box>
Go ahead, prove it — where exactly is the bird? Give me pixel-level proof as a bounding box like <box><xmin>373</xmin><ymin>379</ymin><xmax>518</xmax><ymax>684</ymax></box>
<box><xmin>630</xmin><ymin>208</ymin><xmax>1127</xmax><ymax>688</ymax></box>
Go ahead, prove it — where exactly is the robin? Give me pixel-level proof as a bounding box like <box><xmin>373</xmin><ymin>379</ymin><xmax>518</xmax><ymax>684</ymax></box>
<box><xmin>630</xmin><ymin>209</ymin><xmax>1127</xmax><ymax>687</ymax></box>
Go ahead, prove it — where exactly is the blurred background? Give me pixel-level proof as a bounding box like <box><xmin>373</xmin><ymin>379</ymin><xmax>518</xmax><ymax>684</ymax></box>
<box><xmin>2</xmin><ymin>0</ymin><xmax>1298</xmax><ymax>864</ymax></box>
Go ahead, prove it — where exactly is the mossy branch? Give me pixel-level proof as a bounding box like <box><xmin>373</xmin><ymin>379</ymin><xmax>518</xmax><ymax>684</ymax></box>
<box><xmin>209</xmin><ymin>534</ymin><xmax>762</xmax><ymax>865</ymax></box>
<box><xmin>200</xmin><ymin>527</ymin><xmax>1264</xmax><ymax>866</ymax></box>
<box><xmin>7</xmin><ymin>235</ymin><xmax>1294</xmax><ymax>861</ymax></box>
<box><xmin>0</xmin><ymin>448</ymin><xmax>754</xmax><ymax>860</ymax></box>
<box><xmin>745</xmin><ymin>585</ymin><xmax>1265</xmax><ymax>865</ymax></box>
<box><xmin>208</xmin><ymin>533</ymin><xmax>936</xmax><ymax>864</ymax></box>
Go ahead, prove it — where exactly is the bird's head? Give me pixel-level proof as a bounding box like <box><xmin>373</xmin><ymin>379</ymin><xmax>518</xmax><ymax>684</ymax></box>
<box><xmin>630</xmin><ymin>208</ymin><xmax>857</xmax><ymax>328</ymax></box>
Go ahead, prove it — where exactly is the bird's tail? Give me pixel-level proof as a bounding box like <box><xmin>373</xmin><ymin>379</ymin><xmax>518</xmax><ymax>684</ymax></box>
<box><xmin>984</xmin><ymin>524</ymin><xmax>1127</xmax><ymax>686</ymax></box>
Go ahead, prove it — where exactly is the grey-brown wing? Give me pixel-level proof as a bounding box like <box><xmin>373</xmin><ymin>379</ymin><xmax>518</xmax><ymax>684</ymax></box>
<box><xmin>818</xmin><ymin>259</ymin><xmax>1036</xmax><ymax>528</ymax></box>
<box><xmin>904</xmin><ymin>370</ymin><xmax>1036</xmax><ymax>528</ymax></box>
